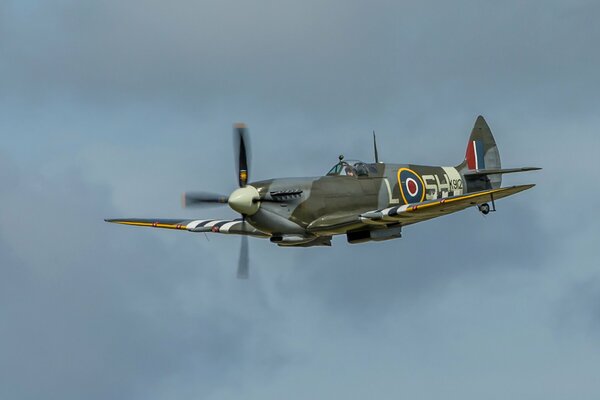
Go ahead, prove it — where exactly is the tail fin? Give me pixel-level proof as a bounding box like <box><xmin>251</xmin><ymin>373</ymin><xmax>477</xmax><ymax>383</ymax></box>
<box><xmin>456</xmin><ymin>116</ymin><xmax>542</xmax><ymax>191</ymax></box>
<box><xmin>456</xmin><ymin>116</ymin><xmax>502</xmax><ymax>188</ymax></box>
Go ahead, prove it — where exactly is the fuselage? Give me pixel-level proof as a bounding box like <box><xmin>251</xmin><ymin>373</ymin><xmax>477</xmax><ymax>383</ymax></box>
<box><xmin>246</xmin><ymin>161</ymin><xmax>472</xmax><ymax>236</ymax></box>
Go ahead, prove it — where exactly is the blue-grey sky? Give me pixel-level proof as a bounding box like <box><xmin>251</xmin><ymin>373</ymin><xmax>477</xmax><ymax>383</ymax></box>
<box><xmin>1</xmin><ymin>1</ymin><xmax>600</xmax><ymax>399</ymax></box>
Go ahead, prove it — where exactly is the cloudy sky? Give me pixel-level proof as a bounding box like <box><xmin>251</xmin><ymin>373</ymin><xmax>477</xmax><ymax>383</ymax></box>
<box><xmin>1</xmin><ymin>1</ymin><xmax>600</xmax><ymax>399</ymax></box>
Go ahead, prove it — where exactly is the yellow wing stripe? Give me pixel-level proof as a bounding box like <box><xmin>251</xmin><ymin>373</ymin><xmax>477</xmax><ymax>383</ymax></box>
<box><xmin>407</xmin><ymin>189</ymin><xmax>495</xmax><ymax>211</ymax></box>
<box><xmin>110</xmin><ymin>221</ymin><xmax>188</xmax><ymax>230</ymax></box>
<box><xmin>404</xmin><ymin>186</ymin><xmax>531</xmax><ymax>212</ymax></box>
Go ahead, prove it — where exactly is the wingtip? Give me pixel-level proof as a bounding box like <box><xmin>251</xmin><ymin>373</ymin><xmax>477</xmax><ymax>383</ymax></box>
<box><xmin>519</xmin><ymin>183</ymin><xmax>536</xmax><ymax>190</ymax></box>
<box><xmin>105</xmin><ymin>219</ymin><xmax>125</xmax><ymax>224</ymax></box>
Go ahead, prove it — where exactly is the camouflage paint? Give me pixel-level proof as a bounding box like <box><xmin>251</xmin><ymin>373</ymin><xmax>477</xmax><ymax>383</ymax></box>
<box><xmin>106</xmin><ymin>116</ymin><xmax>539</xmax><ymax>247</ymax></box>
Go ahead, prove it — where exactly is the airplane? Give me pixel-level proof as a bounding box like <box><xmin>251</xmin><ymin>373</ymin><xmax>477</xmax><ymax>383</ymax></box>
<box><xmin>106</xmin><ymin>116</ymin><xmax>540</xmax><ymax>278</ymax></box>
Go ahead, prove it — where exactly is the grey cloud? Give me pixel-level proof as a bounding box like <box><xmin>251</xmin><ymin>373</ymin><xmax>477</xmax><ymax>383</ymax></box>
<box><xmin>2</xmin><ymin>0</ymin><xmax>599</xmax><ymax>123</ymax></box>
<box><xmin>280</xmin><ymin>199</ymin><xmax>553</xmax><ymax>322</ymax></box>
<box><xmin>0</xmin><ymin>158</ymin><xmax>291</xmax><ymax>400</ymax></box>
<box><xmin>558</xmin><ymin>277</ymin><xmax>600</xmax><ymax>333</ymax></box>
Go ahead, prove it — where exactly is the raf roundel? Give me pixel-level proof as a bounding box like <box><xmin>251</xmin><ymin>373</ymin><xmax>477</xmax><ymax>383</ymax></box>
<box><xmin>398</xmin><ymin>168</ymin><xmax>425</xmax><ymax>204</ymax></box>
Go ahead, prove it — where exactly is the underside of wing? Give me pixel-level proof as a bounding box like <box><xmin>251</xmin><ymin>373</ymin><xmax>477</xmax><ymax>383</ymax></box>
<box><xmin>306</xmin><ymin>212</ymin><xmax>362</xmax><ymax>234</ymax></box>
<box><xmin>105</xmin><ymin>218</ymin><xmax>269</xmax><ymax>237</ymax></box>
<box><xmin>307</xmin><ymin>184</ymin><xmax>535</xmax><ymax>235</ymax></box>
<box><xmin>361</xmin><ymin>184</ymin><xmax>535</xmax><ymax>225</ymax></box>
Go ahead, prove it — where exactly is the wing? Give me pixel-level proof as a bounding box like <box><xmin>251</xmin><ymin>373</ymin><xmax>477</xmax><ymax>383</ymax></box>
<box><xmin>360</xmin><ymin>184</ymin><xmax>535</xmax><ymax>225</ymax></box>
<box><xmin>105</xmin><ymin>218</ymin><xmax>269</xmax><ymax>237</ymax></box>
<box><xmin>307</xmin><ymin>184</ymin><xmax>534</xmax><ymax>234</ymax></box>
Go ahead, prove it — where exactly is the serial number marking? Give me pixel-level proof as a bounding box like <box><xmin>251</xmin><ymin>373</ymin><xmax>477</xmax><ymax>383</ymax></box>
<box><xmin>450</xmin><ymin>179</ymin><xmax>463</xmax><ymax>190</ymax></box>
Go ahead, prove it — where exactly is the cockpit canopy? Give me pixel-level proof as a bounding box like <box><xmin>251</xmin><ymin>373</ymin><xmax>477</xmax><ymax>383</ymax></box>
<box><xmin>326</xmin><ymin>160</ymin><xmax>374</xmax><ymax>177</ymax></box>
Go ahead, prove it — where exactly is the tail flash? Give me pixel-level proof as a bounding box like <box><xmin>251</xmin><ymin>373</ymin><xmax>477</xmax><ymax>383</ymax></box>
<box><xmin>466</xmin><ymin>139</ymin><xmax>486</xmax><ymax>170</ymax></box>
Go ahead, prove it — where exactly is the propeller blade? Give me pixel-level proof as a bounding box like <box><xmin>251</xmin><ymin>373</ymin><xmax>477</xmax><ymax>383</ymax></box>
<box><xmin>234</xmin><ymin>123</ymin><xmax>250</xmax><ymax>187</ymax></box>
<box><xmin>237</xmin><ymin>233</ymin><xmax>249</xmax><ymax>279</ymax></box>
<box><xmin>182</xmin><ymin>192</ymin><xmax>229</xmax><ymax>208</ymax></box>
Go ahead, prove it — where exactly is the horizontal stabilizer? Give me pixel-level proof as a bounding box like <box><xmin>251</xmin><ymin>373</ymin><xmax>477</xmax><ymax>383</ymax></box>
<box><xmin>463</xmin><ymin>167</ymin><xmax>541</xmax><ymax>178</ymax></box>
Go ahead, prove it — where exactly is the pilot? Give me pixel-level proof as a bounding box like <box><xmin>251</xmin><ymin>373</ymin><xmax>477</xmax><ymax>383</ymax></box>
<box><xmin>344</xmin><ymin>165</ymin><xmax>355</xmax><ymax>176</ymax></box>
<box><xmin>354</xmin><ymin>163</ymin><xmax>368</xmax><ymax>177</ymax></box>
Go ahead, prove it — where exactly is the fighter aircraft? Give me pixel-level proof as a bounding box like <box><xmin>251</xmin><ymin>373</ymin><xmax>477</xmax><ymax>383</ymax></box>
<box><xmin>106</xmin><ymin>116</ymin><xmax>540</xmax><ymax>278</ymax></box>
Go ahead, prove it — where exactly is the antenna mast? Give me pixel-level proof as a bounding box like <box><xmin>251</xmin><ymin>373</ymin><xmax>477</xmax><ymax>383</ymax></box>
<box><xmin>373</xmin><ymin>130</ymin><xmax>380</xmax><ymax>163</ymax></box>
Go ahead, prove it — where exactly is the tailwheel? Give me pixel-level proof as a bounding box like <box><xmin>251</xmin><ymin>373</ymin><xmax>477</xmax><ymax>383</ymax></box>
<box><xmin>478</xmin><ymin>203</ymin><xmax>491</xmax><ymax>215</ymax></box>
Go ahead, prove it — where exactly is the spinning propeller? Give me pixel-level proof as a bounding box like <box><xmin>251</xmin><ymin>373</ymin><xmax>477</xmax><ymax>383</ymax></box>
<box><xmin>182</xmin><ymin>124</ymin><xmax>264</xmax><ymax>279</ymax></box>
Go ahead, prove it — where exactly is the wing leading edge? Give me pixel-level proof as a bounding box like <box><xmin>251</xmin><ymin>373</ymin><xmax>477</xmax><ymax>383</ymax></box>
<box><xmin>107</xmin><ymin>185</ymin><xmax>534</xmax><ymax>238</ymax></box>
<box><xmin>307</xmin><ymin>184</ymin><xmax>535</xmax><ymax>234</ymax></box>
<box><xmin>360</xmin><ymin>184</ymin><xmax>535</xmax><ymax>224</ymax></box>
<box><xmin>105</xmin><ymin>218</ymin><xmax>268</xmax><ymax>237</ymax></box>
